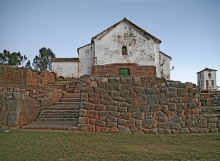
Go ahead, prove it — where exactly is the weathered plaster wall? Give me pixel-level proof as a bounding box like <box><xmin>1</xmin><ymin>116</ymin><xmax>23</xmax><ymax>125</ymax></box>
<box><xmin>93</xmin><ymin>21</ymin><xmax>157</xmax><ymax>66</ymax></box>
<box><xmin>157</xmin><ymin>52</ymin><xmax>171</xmax><ymax>79</ymax></box>
<box><xmin>78</xmin><ymin>76</ymin><xmax>220</xmax><ymax>134</ymax></box>
<box><xmin>52</xmin><ymin>62</ymin><xmax>79</xmax><ymax>78</ymax></box>
<box><xmin>78</xmin><ymin>44</ymin><xmax>94</xmax><ymax>76</ymax></box>
<box><xmin>0</xmin><ymin>87</ymin><xmax>62</xmax><ymax>130</ymax></box>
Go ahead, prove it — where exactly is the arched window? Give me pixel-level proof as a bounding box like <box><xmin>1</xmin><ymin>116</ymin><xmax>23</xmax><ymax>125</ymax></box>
<box><xmin>208</xmin><ymin>73</ymin><xmax>211</xmax><ymax>78</ymax></box>
<box><xmin>122</xmin><ymin>46</ymin><xmax>127</xmax><ymax>55</ymax></box>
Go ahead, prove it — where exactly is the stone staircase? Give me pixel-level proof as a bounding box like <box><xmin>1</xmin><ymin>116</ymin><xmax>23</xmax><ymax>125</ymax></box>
<box><xmin>21</xmin><ymin>93</ymin><xmax>80</xmax><ymax>131</ymax></box>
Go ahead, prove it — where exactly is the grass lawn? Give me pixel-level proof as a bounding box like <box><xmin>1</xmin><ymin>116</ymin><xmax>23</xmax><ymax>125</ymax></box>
<box><xmin>0</xmin><ymin>130</ymin><xmax>220</xmax><ymax>161</ymax></box>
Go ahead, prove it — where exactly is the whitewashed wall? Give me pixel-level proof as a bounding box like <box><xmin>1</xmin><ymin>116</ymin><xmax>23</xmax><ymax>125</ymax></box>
<box><xmin>156</xmin><ymin>52</ymin><xmax>171</xmax><ymax>79</ymax></box>
<box><xmin>52</xmin><ymin>62</ymin><xmax>78</xmax><ymax>78</ymax></box>
<box><xmin>78</xmin><ymin>44</ymin><xmax>94</xmax><ymax>76</ymax></box>
<box><xmin>198</xmin><ymin>70</ymin><xmax>218</xmax><ymax>91</ymax></box>
<box><xmin>93</xmin><ymin>21</ymin><xmax>157</xmax><ymax>66</ymax></box>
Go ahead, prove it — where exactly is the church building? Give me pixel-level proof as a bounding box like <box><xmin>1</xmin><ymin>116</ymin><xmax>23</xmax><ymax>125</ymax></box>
<box><xmin>52</xmin><ymin>18</ymin><xmax>172</xmax><ymax>79</ymax></box>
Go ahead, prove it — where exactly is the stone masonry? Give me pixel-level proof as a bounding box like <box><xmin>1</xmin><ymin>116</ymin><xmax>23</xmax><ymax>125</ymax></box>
<box><xmin>78</xmin><ymin>76</ymin><xmax>220</xmax><ymax>134</ymax></box>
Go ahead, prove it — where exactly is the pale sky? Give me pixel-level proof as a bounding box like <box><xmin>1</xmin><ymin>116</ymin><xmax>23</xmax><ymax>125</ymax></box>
<box><xmin>0</xmin><ymin>0</ymin><xmax>219</xmax><ymax>85</ymax></box>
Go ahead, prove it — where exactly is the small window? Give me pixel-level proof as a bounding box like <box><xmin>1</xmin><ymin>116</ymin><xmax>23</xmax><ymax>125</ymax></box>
<box><xmin>122</xmin><ymin>46</ymin><xmax>127</xmax><ymax>55</ymax></box>
<box><xmin>208</xmin><ymin>73</ymin><xmax>211</xmax><ymax>78</ymax></box>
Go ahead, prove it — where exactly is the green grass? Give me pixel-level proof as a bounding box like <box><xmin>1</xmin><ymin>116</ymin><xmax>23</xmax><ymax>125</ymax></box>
<box><xmin>0</xmin><ymin>130</ymin><xmax>220</xmax><ymax>161</ymax></box>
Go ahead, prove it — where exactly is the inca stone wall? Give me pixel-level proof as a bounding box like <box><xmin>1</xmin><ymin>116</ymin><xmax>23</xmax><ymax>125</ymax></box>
<box><xmin>78</xmin><ymin>76</ymin><xmax>220</xmax><ymax>134</ymax></box>
<box><xmin>0</xmin><ymin>87</ymin><xmax>62</xmax><ymax>130</ymax></box>
<box><xmin>0</xmin><ymin>64</ymin><xmax>55</xmax><ymax>85</ymax></box>
<box><xmin>200</xmin><ymin>92</ymin><xmax>220</xmax><ymax>106</ymax></box>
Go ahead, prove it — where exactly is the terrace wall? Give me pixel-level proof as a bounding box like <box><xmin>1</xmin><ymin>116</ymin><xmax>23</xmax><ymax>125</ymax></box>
<box><xmin>78</xmin><ymin>76</ymin><xmax>220</xmax><ymax>134</ymax></box>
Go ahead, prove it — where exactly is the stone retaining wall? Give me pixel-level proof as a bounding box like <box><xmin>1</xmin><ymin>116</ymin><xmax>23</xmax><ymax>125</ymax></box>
<box><xmin>0</xmin><ymin>64</ymin><xmax>55</xmax><ymax>85</ymax></box>
<box><xmin>0</xmin><ymin>87</ymin><xmax>62</xmax><ymax>130</ymax></box>
<box><xmin>200</xmin><ymin>92</ymin><xmax>220</xmax><ymax>106</ymax></box>
<box><xmin>78</xmin><ymin>76</ymin><xmax>220</xmax><ymax>134</ymax></box>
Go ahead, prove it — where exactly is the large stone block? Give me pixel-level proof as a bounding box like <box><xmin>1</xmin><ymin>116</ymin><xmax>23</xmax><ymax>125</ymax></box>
<box><xmin>118</xmin><ymin>107</ymin><xmax>127</xmax><ymax>112</ymax></box>
<box><xmin>128</xmin><ymin>105</ymin><xmax>139</xmax><ymax>112</ymax></box>
<box><xmin>120</xmin><ymin>77</ymin><xmax>127</xmax><ymax>85</ymax></box>
<box><xmin>101</xmin><ymin>127</ymin><xmax>110</xmax><ymax>133</ymax></box>
<box><xmin>100</xmin><ymin>94</ymin><xmax>112</xmax><ymax>102</ymax></box>
<box><xmin>112</xmin><ymin>96</ymin><xmax>126</xmax><ymax>102</ymax></box>
<box><xmin>145</xmin><ymin>112</ymin><xmax>153</xmax><ymax>119</ymax></box>
<box><xmin>126</xmin><ymin>118</ymin><xmax>135</xmax><ymax>127</ymax></box>
<box><xmin>119</xmin><ymin>127</ymin><xmax>132</xmax><ymax>134</ymax></box>
<box><xmin>170</xmin><ymin>123</ymin><xmax>181</xmax><ymax>130</ymax></box>
<box><xmin>97</xmin><ymin>81</ymin><xmax>105</xmax><ymax>88</ymax></box>
<box><xmin>79</xmin><ymin>109</ymin><xmax>88</xmax><ymax>117</ymax></box>
<box><xmin>109</xmin><ymin>111</ymin><xmax>120</xmax><ymax>118</ymax></box>
<box><xmin>126</xmin><ymin>98</ymin><xmax>133</xmax><ymax>104</ymax></box>
<box><xmin>198</xmin><ymin>128</ymin><xmax>209</xmax><ymax>133</ymax></box>
<box><xmin>81</xmin><ymin>87</ymin><xmax>93</xmax><ymax>93</ymax></box>
<box><xmin>185</xmin><ymin>120</ymin><xmax>195</xmax><ymax>128</ymax></box>
<box><xmin>78</xmin><ymin>124</ymin><xmax>87</xmax><ymax>131</ymax></box>
<box><xmin>177</xmin><ymin>103</ymin><xmax>187</xmax><ymax>111</ymax></box>
<box><xmin>114</xmin><ymin>77</ymin><xmax>120</xmax><ymax>83</ymax></box>
<box><xmin>134</xmin><ymin>94</ymin><xmax>147</xmax><ymax>105</ymax></box>
<box><xmin>154</xmin><ymin>111</ymin><xmax>167</xmax><ymax>122</ymax></box>
<box><xmin>132</xmin><ymin>77</ymin><xmax>141</xmax><ymax>86</ymax></box>
<box><xmin>107</xmin><ymin>121</ymin><xmax>117</xmax><ymax>128</ymax></box>
<box><xmin>94</xmin><ymin>87</ymin><xmax>108</xmax><ymax>94</ymax></box>
<box><xmin>13</xmin><ymin>92</ymin><xmax>23</xmax><ymax>100</ymax></box>
<box><xmin>88</xmin><ymin>98</ymin><xmax>100</xmax><ymax>104</ymax></box>
<box><xmin>207</xmin><ymin>117</ymin><xmax>219</xmax><ymax>123</ymax></box>
<box><xmin>79</xmin><ymin>117</ymin><xmax>88</xmax><ymax>124</ymax></box>
<box><xmin>120</xmin><ymin>90</ymin><xmax>130</xmax><ymax>98</ymax></box>
<box><xmin>120</xmin><ymin>102</ymin><xmax>129</xmax><ymax>107</ymax></box>
<box><xmin>188</xmin><ymin>102</ymin><xmax>197</xmax><ymax>109</ymax></box>
<box><xmin>95</xmin><ymin>104</ymin><xmax>106</xmax><ymax>111</ymax></box>
<box><xmin>150</xmin><ymin>105</ymin><xmax>160</xmax><ymax>112</ymax></box>
<box><xmin>177</xmin><ymin>88</ymin><xmax>187</xmax><ymax>97</ymax></box>
<box><xmin>100</xmin><ymin>99</ymin><xmax>109</xmax><ymax>106</ymax></box>
<box><xmin>180</xmin><ymin>128</ymin><xmax>190</xmax><ymax>134</ymax></box>
<box><xmin>107</xmin><ymin>105</ymin><xmax>118</xmax><ymax>111</ymax></box>
<box><xmin>207</xmin><ymin>123</ymin><xmax>217</xmax><ymax>129</ymax></box>
<box><xmin>140</xmin><ymin>105</ymin><xmax>150</xmax><ymax>113</ymax></box>
<box><xmin>99</xmin><ymin>111</ymin><xmax>109</xmax><ymax>121</ymax></box>
<box><xmin>145</xmin><ymin>88</ymin><xmax>155</xmax><ymax>95</ymax></box>
<box><xmin>96</xmin><ymin>120</ymin><xmax>106</xmax><ymax>127</ymax></box>
<box><xmin>157</xmin><ymin>122</ymin><xmax>170</xmax><ymax>129</ymax></box>
<box><xmin>120</xmin><ymin>112</ymin><xmax>131</xmax><ymax>120</ymax></box>
<box><xmin>135</xmin><ymin>119</ymin><xmax>142</xmax><ymax>127</ymax></box>
<box><xmin>159</xmin><ymin>99</ymin><xmax>168</xmax><ymax>105</ymax></box>
<box><xmin>108</xmin><ymin>77</ymin><xmax>114</xmax><ymax>83</ymax></box>
<box><xmin>80</xmin><ymin>93</ymin><xmax>88</xmax><ymax>102</ymax></box>
<box><xmin>106</xmin><ymin>115</ymin><xmax>117</xmax><ymax>122</ymax></box>
<box><xmin>87</xmin><ymin>124</ymin><xmax>95</xmax><ymax>132</ymax></box>
<box><xmin>143</xmin><ymin>119</ymin><xmax>157</xmax><ymax>128</ymax></box>
<box><xmin>170</xmin><ymin>82</ymin><xmax>180</xmax><ymax>88</ymax></box>
<box><xmin>7</xmin><ymin>112</ymin><xmax>17</xmax><ymax>126</ymax></box>
<box><xmin>150</xmin><ymin>128</ymin><xmax>158</xmax><ymax>134</ymax></box>
<box><xmin>166</xmin><ymin>92</ymin><xmax>177</xmax><ymax>98</ymax></box>
<box><xmin>88</xmin><ymin>93</ymin><xmax>99</xmax><ymax>99</ymax></box>
<box><xmin>106</xmin><ymin>83</ymin><xmax>114</xmax><ymax>90</ymax></box>
<box><xmin>126</xmin><ymin>77</ymin><xmax>132</xmax><ymax>84</ymax></box>
<box><xmin>169</xmin><ymin>104</ymin><xmax>176</xmax><ymax>111</ymax></box>
<box><xmin>89</xmin><ymin>118</ymin><xmax>96</xmax><ymax>125</ymax></box>
<box><xmin>134</xmin><ymin>87</ymin><xmax>145</xmax><ymax>94</ymax></box>
<box><xmin>125</xmin><ymin>84</ymin><xmax>132</xmax><ymax>90</ymax></box>
<box><xmin>88</xmin><ymin>110</ymin><xmax>98</xmax><ymax>119</ymax></box>
<box><xmin>133</xmin><ymin>112</ymin><xmax>144</xmax><ymax>120</ymax></box>
<box><xmin>6</xmin><ymin>100</ymin><xmax>20</xmax><ymax>111</ymax></box>
<box><xmin>147</xmin><ymin>95</ymin><xmax>159</xmax><ymax>105</ymax></box>
<box><xmin>114</xmin><ymin>83</ymin><xmax>125</xmax><ymax>91</ymax></box>
<box><xmin>118</xmin><ymin>118</ymin><xmax>127</xmax><ymax>126</ymax></box>
<box><xmin>130</xmin><ymin>90</ymin><xmax>136</xmax><ymax>98</ymax></box>
<box><xmin>90</xmin><ymin>81</ymin><xmax>98</xmax><ymax>87</ymax></box>
<box><xmin>110</xmin><ymin>100</ymin><xmax>119</xmax><ymax>106</ymax></box>
<box><xmin>110</xmin><ymin>127</ymin><xmax>119</xmax><ymax>133</ymax></box>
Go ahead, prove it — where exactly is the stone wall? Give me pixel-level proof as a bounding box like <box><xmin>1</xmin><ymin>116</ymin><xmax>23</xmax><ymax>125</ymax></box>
<box><xmin>200</xmin><ymin>92</ymin><xmax>220</xmax><ymax>106</ymax></box>
<box><xmin>78</xmin><ymin>76</ymin><xmax>220</xmax><ymax>134</ymax></box>
<box><xmin>0</xmin><ymin>64</ymin><xmax>55</xmax><ymax>86</ymax></box>
<box><xmin>0</xmin><ymin>87</ymin><xmax>62</xmax><ymax>130</ymax></box>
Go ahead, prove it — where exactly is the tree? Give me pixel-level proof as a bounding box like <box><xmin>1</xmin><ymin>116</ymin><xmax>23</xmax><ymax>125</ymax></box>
<box><xmin>25</xmin><ymin>60</ymin><xmax>32</xmax><ymax>70</ymax></box>
<box><xmin>32</xmin><ymin>47</ymin><xmax>55</xmax><ymax>72</ymax></box>
<box><xmin>0</xmin><ymin>49</ymin><xmax>27</xmax><ymax>66</ymax></box>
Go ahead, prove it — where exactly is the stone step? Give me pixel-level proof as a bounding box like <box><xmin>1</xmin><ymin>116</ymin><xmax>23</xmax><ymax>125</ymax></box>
<box><xmin>60</xmin><ymin>98</ymin><xmax>80</xmax><ymax>102</ymax></box>
<box><xmin>47</xmin><ymin>106</ymin><xmax>79</xmax><ymax>110</ymax></box>
<box><xmin>21</xmin><ymin>121</ymin><xmax>78</xmax><ymax>131</ymax></box>
<box><xmin>38</xmin><ymin>114</ymin><xmax>79</xmax><ymax>118</ymax></box>
<box><xmin>54</xmin><ymin>102</ymin><xmax>80</xmax><ymax>105</ymax></box>
<box><xmin>41</xmin><ymin>110</ymin><xmax>79</xmax><ymax>114</ymax></box>
<box><xmin>37</xmin><ymin>118</ymin><xmax>78</xmax><ymax>121</ymax></box>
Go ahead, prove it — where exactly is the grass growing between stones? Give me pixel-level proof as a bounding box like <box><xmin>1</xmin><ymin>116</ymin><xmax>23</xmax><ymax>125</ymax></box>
<box><xmin>0</xmin><ymin>130</ymin><xmax>220</xmax><ymax>161</ymax></box>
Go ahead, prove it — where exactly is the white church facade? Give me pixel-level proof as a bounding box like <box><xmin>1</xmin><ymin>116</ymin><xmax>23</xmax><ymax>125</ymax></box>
<box><xmin>197</xmin><ymin>68</ymin><xmax>218</xmax><ymax>91</ymax></box>
<box><xmin>52</xmin><ymin>18</ymin><xmax>172</xmax><ymax>79</ymax></box>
